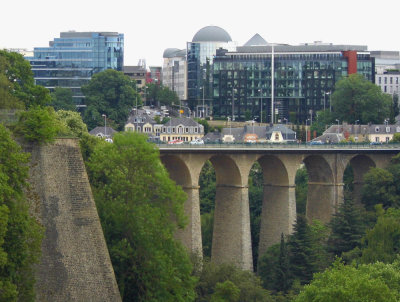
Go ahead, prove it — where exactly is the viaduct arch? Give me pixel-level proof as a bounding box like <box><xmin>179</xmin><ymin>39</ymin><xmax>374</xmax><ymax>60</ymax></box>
<box><xmin>160</xmin><ymin>147</ymin><xmax>396</xmax><ymax>270</ymax></box>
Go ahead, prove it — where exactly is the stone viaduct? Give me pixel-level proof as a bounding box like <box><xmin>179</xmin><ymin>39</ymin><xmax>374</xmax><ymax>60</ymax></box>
<box><xmin>159</xmin><ymin>145</ymin><xmax>399</xmax><ymax>271</ymax></box>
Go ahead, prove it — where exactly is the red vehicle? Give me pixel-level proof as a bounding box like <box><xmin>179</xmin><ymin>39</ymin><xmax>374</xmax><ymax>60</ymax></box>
<box><xmin>168</xmin><ymin>139</ymin><xmax>184</xmax><ymax>145</ymax></box>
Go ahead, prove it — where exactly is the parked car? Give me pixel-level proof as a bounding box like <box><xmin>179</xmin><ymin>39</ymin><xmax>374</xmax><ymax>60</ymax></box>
<box><xmin>168</xmin><ymin>139</ymin><xmax>184</xmax><ymax>145</ymax></box>
<box><xmin>190</xmin><ymin>139</ymin><xmax>204</xmax><ymax>145</ymax></box>
<box><xmin>308</xmin><ymin>140</ymin><xmax>324</xmax><ymax>145</ymax></box>
<box><xmin>370</xmin><ymin>141</ymin><xmax>382</xmax><ymax>145</ymax></box>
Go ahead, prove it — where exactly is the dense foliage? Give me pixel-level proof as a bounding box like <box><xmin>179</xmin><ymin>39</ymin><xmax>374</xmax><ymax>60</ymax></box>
<box><xmin>14</xmin><ymin>106</ymin><xmax>60</xmax><ymax>144</ymax></box>
<box><xmin>82</xmin><ymin>69</ymin><xmax>139</xmax><ymax>131</ymax></box>
<box><xmin>331</xmin><ymin>73</ymin><xmax>391</xmax><ymax>124</ymax></box>
<box><xmin>50</xmin><ymin>87</ymin><xmax>76</xmax><ymax>111</ymax></box>
<box><xmin>86</xmin><ymin>132</ymin><xmax>196</xmax><ymax>301</ymax></box>
<box><xmin>145</xmin><ymin>82</ymin><xmax>179</xmax><ymax>107</ymax></box>
<box><xmin>0</xmin><ymin>124</ymin><xmax>43</xmax><ymax>301</ymax></box>
<box><xmin>295</xmin><ymin>259</ymin><xmax>400</xmax><ymax>302</ymax></box>
<box><xmin>0</xmin><ymin>50</ymin><xmax>50</xmax><ymax>109</ymax></box>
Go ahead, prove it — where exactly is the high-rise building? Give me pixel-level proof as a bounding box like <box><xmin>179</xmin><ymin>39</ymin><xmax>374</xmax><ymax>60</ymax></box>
<box><xmin>162</xmin><ymin>48</ymin><xmax>187</xmax><ymax>101</ymax></box>
<box><xmin>186</xmin><ymin>26</ymin><xmax>237</xmax><ymax>116</ymax></box>
<box><xmin>26</xmin><ymin>31</ymin><xmax>124</xmax><ymax>104</ymax></box>
<box><xmin>212</xmin><ymin>37</ymin><xmax>374</xmax><ymax>123</ymax></box>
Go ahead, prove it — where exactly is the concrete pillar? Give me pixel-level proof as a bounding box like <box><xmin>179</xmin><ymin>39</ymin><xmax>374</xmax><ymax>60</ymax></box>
<box><xmin>306</xmin><ymin>181</ymin><xmax>343</xmax><ymax>223</ymax></box>
<box><xmin>258</xmin><ymin>183</ymin><xmax>296</xmax><ymax>258</ymax></box>
<box><xmin>175</xmin><ymin>185</ymin><xmax>202</xmax><ymax>256</ymax></box>
<box><xmin>212</xmin><ymin>184</ymin><xmax>253</xmax><ymax>271</ymax></box>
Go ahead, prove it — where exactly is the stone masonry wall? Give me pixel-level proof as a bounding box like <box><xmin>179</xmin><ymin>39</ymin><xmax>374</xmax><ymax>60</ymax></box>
<box><xmin>26</xmin><ymin>139</ymin><xmax>121</xmax><ymax>302</ymax></box>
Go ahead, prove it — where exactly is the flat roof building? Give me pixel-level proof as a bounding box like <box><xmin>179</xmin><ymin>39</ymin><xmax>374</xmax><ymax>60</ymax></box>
<box><xmin>26</xmin><ymin>31</ymin><xmax>124</xmax><ymax>104</ymax></box>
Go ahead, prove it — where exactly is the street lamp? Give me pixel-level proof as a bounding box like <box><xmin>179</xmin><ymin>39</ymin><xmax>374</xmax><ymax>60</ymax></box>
<box><xmin>102</xmin><ymin>114</ymin><xmax>107</xmax><ymax>137</ymax></box>
<box><xmin>355</xmin><ymin>120</ymin><xmax>359</xmax><ymax>141</ymax></box>
<box><xmin>271</xmin><ymin>44</ymin><xmax>275</xmax><ymax>124</ymax></box>
<box><xmin>305</xmin><ymin>118</ymin><xmax>310</xmax><ymax>143</ymax></box>
<box><xmin>258</xmin><ymin>87</ymin><xmax>263</xmax><ymax>124</ymax></box>
<box><xmin>283</xmin><ymin>118</ymin><xmax>288</xmax><ymax>141</ymax></box>
<box><xmin>227</xmin><ymin>116</ymin><xmax>232</xmax><ymax>135</ymax></box>
<box><xmin>336</xmin><ymin>119</ymin><xmax>340</xmax><ymax>134</ymax></box>
<box><xmin>232</xmin><ymin>84</ymin><xmax>235</xmax><ymax>122</ymax></box>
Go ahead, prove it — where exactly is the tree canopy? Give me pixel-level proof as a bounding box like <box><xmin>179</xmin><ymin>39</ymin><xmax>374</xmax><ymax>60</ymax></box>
<box><xmin>0</xmin><ymin>50</ymin><xmax>51</xmax><ymax>108</ymax></box>
<box><xmin>295</xmin><ymin>259</ymin><xmax>400</xmax><ymax>302</ymax></box>
<box><xmin>50</xmin><ymin>87</ymin><xmax>76</xmax><ymax>111</ymax></box>
<box><xmin>82</xmin><ymin>69</ymin><xmax>139</xmax><ymax>131</ymax></box>
<box><xmin>145</xmin><ymin>82</ymin><xmax>179</xmax><ymax>107</ymax></box>
<box><xmin>0</xmin><ymin>124</ymin><xmax>43</xmax><ymax>301</ymax></box>
<box><xmin>331</xmin><ymin>73</ymin><xmax>391</xmax><ymax>124</ymax></box>
<box><xmin>86</xmin><ymin>132</ymin><xmax>196</xmax><ymax>301</ymax></box>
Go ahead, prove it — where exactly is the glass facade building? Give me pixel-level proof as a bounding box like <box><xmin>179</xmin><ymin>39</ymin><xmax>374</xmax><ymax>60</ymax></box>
<box><xmin>186</xmin><ymin>26</ymin><xmax>236</xmax><ymax>115</ymax></box>
<box><xmin>27</xmin><ymin>31</ymin><xmax>124</xmax><ymax>104</ymax></box>
<box><xmin>212</xmin><ymin>44</ymin><xmax>374</xmax><ymax>123</ymax></box>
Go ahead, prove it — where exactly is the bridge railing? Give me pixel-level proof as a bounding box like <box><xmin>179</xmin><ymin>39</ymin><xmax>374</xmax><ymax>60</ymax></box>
<box><xmin>155</xmin><ymin>142</ymin><xmax>400</xmax><ymax>149</ymax></box>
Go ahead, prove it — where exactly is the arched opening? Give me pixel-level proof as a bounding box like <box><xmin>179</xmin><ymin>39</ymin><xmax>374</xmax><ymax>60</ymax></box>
<box><xmin>347</xmin><ymin>155</ymin><xmax>376</xmax><ymax>204</ymax></box>
<box><xmin>161</xmin><ymin>155</ymin><xmax>202</xmax><ymax>254</ymax></box>
<box><xmin>256</xmin><ymin>155</ymin><xmax>293</xmax><ymax>268</ymax></box>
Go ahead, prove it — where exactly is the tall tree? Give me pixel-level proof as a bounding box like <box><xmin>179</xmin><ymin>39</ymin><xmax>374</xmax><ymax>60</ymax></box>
<box><xmin>145</xmin><ymin>82</ymin><xmax>179</xmax><ymax>107</ymax></box>
<box><xmin>86</xmin><ymin>132</ymin><xmax>196</xmax><ymax>301</ymax></box>
<box><xmin>0</xmin><ymin>124</ymin><xmax>43</xmax><ymax>301</ymax></box>
<box><xmin>50</xmin><ymin>87</ymin><xmax>76</xmax><ymax>111</ymax></box>
<box><xmin>360</xmin><ymin>207</ymin><xmax>400</xmax><ymax>264</ymax></box>
<box><xmin>82</xmin><ymin>69</ymin><xmax>139</xmax><ymax>130</ymax></box>
<box><xmin>331</xmin><ymin>73</ymin><xmax>391</xmax><ymax>124</ymax></box>
<box><xmin>327</xmin><ymin>195</ymin><xmax>366</xmax><ymax>259</ymax></box>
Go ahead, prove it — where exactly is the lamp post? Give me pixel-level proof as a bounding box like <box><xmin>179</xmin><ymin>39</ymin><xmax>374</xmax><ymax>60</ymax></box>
<box><xmin>355</xmin><ymin>120</ymin><xmax>359</xmax><ymax>141</ymax></box>
<box><xmin>305</xmin><ymin>118</ymin><xmax>310</xmax><ymax>143</ymax></box>
<box><xmin>258</xmin><ymin>87</ymin><xmax>263</xmax><ymax>124</ymax></box>
<box><xmin>271</xmin><ymin>44</ymin><xmax>275</xmax><ymax>124</ymax></box>
<box><xmin>228</xmin><ymin>116</ymin><xmax>232</xmax><ymax>135</ymax></box>
<box><xmin>283</xmin><ymin>118</ymin><xmax>288</xmax><ymax>141</ymax></box>
<box><xmin>336</xmin><ymin>119</ymin><xmax>340</xmax><ymax>134</ymax></box>
<box><xmin>102</xmin><ymin>114</ymin><xmax>107</xmax><ymax>137</ymax></box>
<box><xmin>232</xmin><ymin>84</ymin><xmax>235</xmax><ymax>122</ymax></box>
<box><xmin>202</xmin><ymin>85</ymin><xmax>205</xmax><ymax>118</ymax></box>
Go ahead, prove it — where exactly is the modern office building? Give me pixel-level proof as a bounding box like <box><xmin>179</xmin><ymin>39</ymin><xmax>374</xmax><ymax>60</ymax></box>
<box><xmin>186</xmin><ymin>26</ymin><xmax>237</xmax><ymax>116</ymax></box>
<box><xmin>371</xmin><ymin>51</ymin><xmax>400</xmax><ymax>97</ymax></box>
<box><xmin>162</xmin><ymin>48</ymin><xmax>187</xmax><ymax>100</ymax></box>
<box><xmin>212</xmin><ymin>38</ymin><xmax>374</xmax><ymax>123</ymax></box>
<box><xmin>27</xmin><ymin>31</ymin><xmax>124</xmax><ymax>104</ymax></box>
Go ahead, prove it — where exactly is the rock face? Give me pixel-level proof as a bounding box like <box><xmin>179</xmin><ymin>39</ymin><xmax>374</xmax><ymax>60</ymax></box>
<box><xmin>26</xmin><ymin>139</ymin><xmax>121</xmax><ymax>302</ymax></box>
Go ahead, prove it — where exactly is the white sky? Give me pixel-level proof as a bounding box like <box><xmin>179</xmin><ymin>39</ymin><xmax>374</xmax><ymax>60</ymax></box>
<box><xmin>1</xmin><ymin>0</ymin><xmax>399</xmax><ymax>67</ymax></box>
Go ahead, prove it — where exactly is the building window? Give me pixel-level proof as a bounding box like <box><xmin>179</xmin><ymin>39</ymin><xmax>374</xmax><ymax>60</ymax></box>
<box><xmin>275</xmin><ymin>133</ymin><xmax>279</xmax><ymax>140</ymax></box>
<box><xmin>386</xmin><ymin>127</ymin><xmax>390</xmax><ymax>133</ymax></box>
<box><xmin>379</xmin><ymin>77</ymin><xmax>382</xmax><ymax>84</ymax></box>
<box><xmin>376</xmin><ymin>137</ymin><xmax>379</xmax><ymax>142</ymax></box>
<box><xmin>375</xmin><ymin>127</ymin><xmax>380</xmax><ymax>132</ymax></box>
<box><xmin>386</xmin><ymin>137</ymin><xmax>390</xmax><ymax>143</ymax></box>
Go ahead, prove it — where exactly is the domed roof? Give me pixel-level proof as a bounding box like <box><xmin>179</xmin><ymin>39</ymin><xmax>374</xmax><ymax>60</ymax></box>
<box><xmin>163</xmin><ymin>48</ymin><xmax>180</xmax><ymax>58</ymax></box>
<box><xmin>192</xmin><ymin>26</ymin><xmax>232</xmax><ymax>43</ymax></box>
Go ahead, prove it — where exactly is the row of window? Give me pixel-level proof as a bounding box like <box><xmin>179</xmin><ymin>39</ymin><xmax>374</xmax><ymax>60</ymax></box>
<box><xmin>378</xmin><ymin>76</ymin><xmax>400</xmax><ymax>85</ymax></box>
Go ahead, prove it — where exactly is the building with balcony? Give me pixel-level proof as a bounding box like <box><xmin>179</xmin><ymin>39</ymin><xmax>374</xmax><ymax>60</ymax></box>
<box><xmin>26</xmin><ymin>31</ymin><xmax>124</xmax><ymax>104</ymax></box>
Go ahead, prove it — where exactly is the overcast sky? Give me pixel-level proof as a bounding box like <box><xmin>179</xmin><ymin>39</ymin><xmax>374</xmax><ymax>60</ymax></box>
<box><xmin>1</xmin><ymin>0</ymin><xmax>399</xmax><ymax>67</ymax></box>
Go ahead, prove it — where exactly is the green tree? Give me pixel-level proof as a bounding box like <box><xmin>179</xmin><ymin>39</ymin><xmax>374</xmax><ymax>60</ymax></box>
<box><xmin>361</xmin><ymin>167</ymin><xmax>399</xmax><ymax>210</ymax></box>
<box><xmin>287</xmin><ymin>215</ymin><xmax>320</xmax><ymax>285</ymax></box>
<box><xmin>146</xmin><ymin>82</ymin><xmax>179</xmax><ymax>107</ymax></box>
<box><xmin>295</xmin><ymin>167</ymin><xmax>308</xmax><ymax>215</ymax></box>
<box><xmin>50</xmin><ymin>87</ymin><xmax>76</xmax><ymax>111</ymax></box>
<box><xmin>195</xmin><ymin>262</ymin><xmax>273</xmax><ymax>302</ymax></box>
<box><xmin>0</xmin><ymin>124</ymin><xmax>43</xmax><ymax>301</ymax></box>
<box><xmin>82</xmin><ymin>69</ymin><xmax>139</xmax><ymax>130</ymax></box>
<box><xmin>391</xmin><ymin>132</ymin><xmax>400</xmax><ymax>143</ymax></box>
<box><xmin>55</xmin><ymin>110</ymin><xmax>88</xmax><ymax>138</ymax></box>
<box><xmin>0</xmin><ymin>50</ymin><xmax>50</xmax><ymax>108</ymax></box>
<box><xmin>86</xmin><ymin>132</ymin><xmax>196</xmax><ymax>301</ymax></box>
<box><xmin>211</xmin><ymin>280</ymin><xmax>240</xmax><ymax>302</ymax></box>
<box><xmin>360</xmin><ymin>207</ymin><xmax>400</xmax><ymax>264</ymax></box>
<box><xmin>199</xmin><ymin>161</ymin><xmax>216</xmax><ymax>214</ymax></box>
<box><xmin>14</xmin><ymin>105</ymin><xmax>60</xmax><ymax>144</ymax></box>
<box><xmin>327</xmin><ymin>195</ymin><xmax>366</xmax><ymax>259</ymax></box>
<box><xmin>295</xmin><ymin>259</ymin><xmax>400</xmax><ymax>302</ymax></box>
<box><xmin>310</xmin><ymin>110</ymin><xmax>334</xmax><ymax>137</ymax></box>
<box><xmin>331</xmin><ymin>73</ymin><xmax>391</xmax><ymax>124</ymax></box>
<box><xmin>201</xmin><ymin>211</ymin><xmax>214</xmax><ymax>258</ymax></box>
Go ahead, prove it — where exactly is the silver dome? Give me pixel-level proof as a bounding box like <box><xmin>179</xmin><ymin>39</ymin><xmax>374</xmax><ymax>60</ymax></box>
<box><xmin>192</xmin><ymin>26</ymin><xmax>232</xmax><ymax>43</ymax></box>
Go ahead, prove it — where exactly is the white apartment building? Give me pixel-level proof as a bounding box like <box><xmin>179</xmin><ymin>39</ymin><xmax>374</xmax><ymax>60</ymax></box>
<box><xmin>162</xmin><ymin>48</ymin><xmax>187</xmax><ymax>100</ymax></box>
